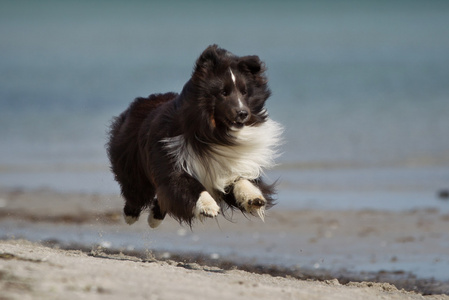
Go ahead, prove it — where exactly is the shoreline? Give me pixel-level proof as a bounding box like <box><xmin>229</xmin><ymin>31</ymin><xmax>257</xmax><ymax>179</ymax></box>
<box><xmin>1</xmin><ymin>187</ymin><xmax>449</xmax><ymax>297</ymax></box>
<box><xmin>1</xmin><ymin>239</ymin><xmax>448</xmax><ymax>300</ymax></box>
<box><xmin>26</xmin><ymin>239</ymin><xmax>449</xmax><ymax>296</ymax></box>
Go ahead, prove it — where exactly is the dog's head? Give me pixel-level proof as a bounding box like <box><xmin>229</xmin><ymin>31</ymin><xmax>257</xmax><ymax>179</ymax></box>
<box><xmin>187</xmin><ymin>45</ymin><xmax>271</xmax><ymax>133</ymax></box>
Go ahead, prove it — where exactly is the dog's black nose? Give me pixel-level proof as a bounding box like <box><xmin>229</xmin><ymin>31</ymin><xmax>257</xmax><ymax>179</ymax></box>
<box><xmin>236</xmin><ymin>110</ymin><xmax>249</xmax><ymax>123</ymax></box>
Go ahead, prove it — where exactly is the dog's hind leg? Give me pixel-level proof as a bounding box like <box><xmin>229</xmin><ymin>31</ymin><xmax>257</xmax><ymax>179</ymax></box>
<box><xmin>147</xmin><ymin>197</ymin><xmax>166</xmax><ymax>228</ymax></box>
<box><xmin>122</xmin><ymin>183</ymin><xmax>156</xmax><ymax>225</ymax></box>
<box><xmin>123</xmin><ymin>204</ymin><xmax>141</xmax><ymax>225</ymax></box>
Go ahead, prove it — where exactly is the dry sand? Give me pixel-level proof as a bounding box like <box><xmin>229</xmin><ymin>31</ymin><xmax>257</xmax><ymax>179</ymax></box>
<box><xmin>1</xmin><ymin>188</ymin><xmax>449</xmax><ymax>299</ymax></box>
<box><xmin>1</xmin><ymin>239</ymin><xmax>446</xmax><ymax>300</ymax></box>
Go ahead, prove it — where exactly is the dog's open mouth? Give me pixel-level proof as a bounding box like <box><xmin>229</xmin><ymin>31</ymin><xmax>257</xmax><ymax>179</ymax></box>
<box><xmin>230</xmin><ymin>121</ymin><xmax>245</xmax><ymax>130</ymax></box>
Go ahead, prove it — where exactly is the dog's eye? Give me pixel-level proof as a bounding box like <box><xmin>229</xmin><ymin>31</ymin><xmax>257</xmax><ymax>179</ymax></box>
<box><xmin>241</xmin><ymin>88</ymin><xmax>247</xmax><ymax>95</ymax></box>
<box><xmin>221</xmin><ymin>90</ymin><xmax>229</xmax><ymax>97</ymax></box>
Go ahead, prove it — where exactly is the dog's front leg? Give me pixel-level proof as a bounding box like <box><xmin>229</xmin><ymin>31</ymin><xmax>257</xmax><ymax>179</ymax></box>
<box><xmin>155</xmin><ymin>171</ymin><xmax>220</xmax><ymax>224</ymax></box>
<box><xmin>194</xmin><ymin>191</ymin><xmax>220</xmax><ymax>220</ymax></box>
<box><xmin>233</xmin><ymin>178</ymin><xmax>267</xmax><ymax>221</ymax></box>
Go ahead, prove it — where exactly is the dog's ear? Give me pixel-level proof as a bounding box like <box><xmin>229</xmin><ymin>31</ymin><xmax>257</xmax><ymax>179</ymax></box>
<box><xmin>194</xmin><ymin>45</ymin><xmax>220</xmax><ymax>75</ymax></box>
<box><xmin>238</xmin><ymin>55</ymin><xmax>264</xmax><ymax>75</ymax></box>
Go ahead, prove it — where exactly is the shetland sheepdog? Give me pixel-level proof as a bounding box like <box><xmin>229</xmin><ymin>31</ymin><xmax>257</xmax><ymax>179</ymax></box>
<box><xmin>107</xmin><ymin>45</ymin><xmax>282</xmax><ymax>228</ymax></box>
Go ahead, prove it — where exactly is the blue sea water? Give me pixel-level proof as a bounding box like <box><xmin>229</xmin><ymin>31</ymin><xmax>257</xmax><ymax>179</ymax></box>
<box><xmin>1</xmin><ymin>0</ymin><xmax>449</xmax><ymax>211</ymax></box>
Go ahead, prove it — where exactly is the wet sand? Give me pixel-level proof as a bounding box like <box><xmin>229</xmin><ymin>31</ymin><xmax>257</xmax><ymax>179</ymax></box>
<box><xmin>1</xmin><ymin>187</ymin><xmax>449</xmax><ymax>299</ymax></box>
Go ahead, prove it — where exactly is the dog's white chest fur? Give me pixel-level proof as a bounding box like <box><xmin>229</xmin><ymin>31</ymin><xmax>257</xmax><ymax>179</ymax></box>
<box><xmin>162</xmin><ymin>119</ymin><xmax>282</xmax><ymax>196</ymax></box>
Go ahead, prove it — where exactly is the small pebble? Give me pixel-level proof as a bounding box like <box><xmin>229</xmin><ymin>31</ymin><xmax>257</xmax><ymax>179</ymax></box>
<box><xmin>438</xmin><ymin>189</ymin><xmax>449</xmax><ymax>200</ymax></box>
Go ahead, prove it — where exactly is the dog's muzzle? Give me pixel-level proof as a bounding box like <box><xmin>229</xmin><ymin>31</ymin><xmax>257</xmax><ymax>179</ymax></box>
<box><xmin>236</xmin><ymin>110</ymin><xmax>249</xmax><ymax>123</ymax></box>
<box><xmin>231</xmin><ymin>109</ymin><xmax>250</xmax><ymax>129</ymax></box>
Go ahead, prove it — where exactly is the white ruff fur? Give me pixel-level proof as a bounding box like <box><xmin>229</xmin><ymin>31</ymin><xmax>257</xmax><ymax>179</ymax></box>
<box><xmin>162</xmin><ymin>119</ymin><xmax>283</xmax><ymax>198</ymax></box>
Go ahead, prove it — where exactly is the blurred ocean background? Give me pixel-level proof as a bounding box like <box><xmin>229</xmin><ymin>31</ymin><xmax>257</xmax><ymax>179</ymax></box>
<box><xmin>1</xmin><ymin>0</ymin><xmax>449</xmax><ymax>212</ymax></box>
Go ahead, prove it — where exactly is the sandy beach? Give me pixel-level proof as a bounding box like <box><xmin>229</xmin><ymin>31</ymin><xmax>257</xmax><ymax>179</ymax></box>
<box><xmin>2</xmin><ymin>239</ymin><xmax>447</xmax><ymax>300</ymax></box>
<box><xmin>1</xmin><ymin>188</ymin><xmax>449</xmax><ymax>299</ymax></box>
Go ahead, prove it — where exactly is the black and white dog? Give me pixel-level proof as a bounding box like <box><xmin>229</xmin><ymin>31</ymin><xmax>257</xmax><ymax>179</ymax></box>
<box><xmin>107</xmin><ymin>45</ymin><xmax>282</xmax><ymax>228</ymax></box>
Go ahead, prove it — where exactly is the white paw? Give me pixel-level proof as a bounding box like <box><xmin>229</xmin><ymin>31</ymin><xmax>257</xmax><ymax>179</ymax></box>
<box><xmin>193</xmin><ymin>191</ymin><xmax>220</xmax><ymax>220</ymax></box>
<box><xmin>147</xmin><ymin>214</ymin><xmax>163</xmax><ymax>228</ymax></box>
<box><xmin>233</xmin><ymin>179</ymin><xmax>266</xmax><ymax>221</ymax></box>
<box><xmin>147</xmin><ymin>208</ymin><xmax>163</xmax><ymax>228</ymax></box>
<box><xmin>124</xmin><ymin>214</ymin><xmax>139</xmax><ymax>225</ymax></box>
